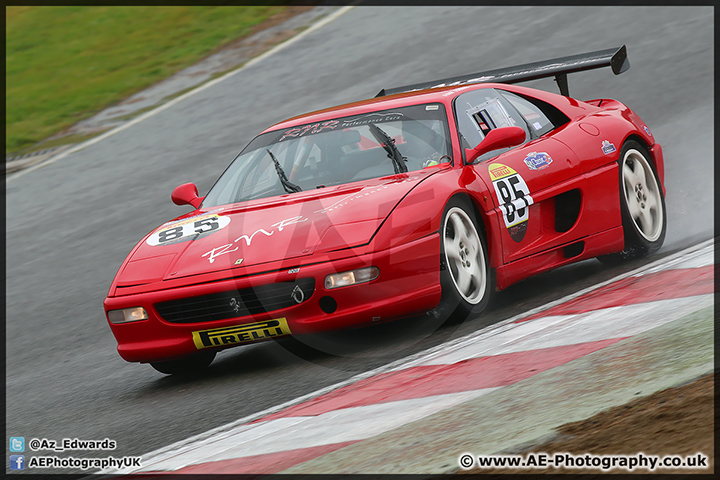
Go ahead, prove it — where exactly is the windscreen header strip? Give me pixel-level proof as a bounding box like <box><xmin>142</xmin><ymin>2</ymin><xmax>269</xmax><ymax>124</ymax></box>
<box><xmin>376</xmin><ymin>45</ymin><xmax>629</xmax><ymax>98</ymax></box>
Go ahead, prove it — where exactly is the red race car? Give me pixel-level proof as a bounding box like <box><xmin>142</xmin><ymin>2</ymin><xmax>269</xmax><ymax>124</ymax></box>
<box><xmin>104</xmin><ymin>46</ymin><xmax>666</xmax><ymax>374</ymax></box>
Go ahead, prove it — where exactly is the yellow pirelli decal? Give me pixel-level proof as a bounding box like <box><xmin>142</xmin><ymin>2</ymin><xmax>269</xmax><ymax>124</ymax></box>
<box><xmin>488</xmin><ymin>163</ymin><xmax>517</xmax><ymax>181</ymax></box>
<box><xmin>192</xmin><ymin>318</ymin><xmax>292</xmax><ymax>350</ymax></box>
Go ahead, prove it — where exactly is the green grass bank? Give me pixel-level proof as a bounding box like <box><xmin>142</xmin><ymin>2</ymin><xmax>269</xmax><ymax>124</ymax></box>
<box><xmin>6</xmin><ymin>6</ymin><xmax>288</xmax><ymax>155</ymax></box>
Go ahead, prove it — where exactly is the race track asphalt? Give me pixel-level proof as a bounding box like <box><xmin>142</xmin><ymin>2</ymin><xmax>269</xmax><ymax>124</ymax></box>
<box><xmin>5</xmin><ymin>5</ymin><xmax>713</xmax><ymax>473</ymax></box>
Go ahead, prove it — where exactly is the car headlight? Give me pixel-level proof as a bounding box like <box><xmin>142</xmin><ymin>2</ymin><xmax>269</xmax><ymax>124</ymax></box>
<box><xmin>325</xmin><ymin>267</ymin><xmax>379</xmax><ymax>289</ymax></box>
<box><xmin>108</xmin><ymin>307</ymin><xmax>149</xmax><ymax>324</ymax></box>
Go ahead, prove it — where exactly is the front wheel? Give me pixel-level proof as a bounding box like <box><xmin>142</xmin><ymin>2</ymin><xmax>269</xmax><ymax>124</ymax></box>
<box><xmin>599</xmin><ymin>140</ymin><xmax>666</xmax><ymax>264</ymax></box>
<box><xmin>435</xmin><ymin>197</ymin><xmax>493</xmax><ymax>323</ymax></box>
<box><xmin>150</xmin><ymin>351</ymin><xmax>216</xmax><ymax>375</ymax></box>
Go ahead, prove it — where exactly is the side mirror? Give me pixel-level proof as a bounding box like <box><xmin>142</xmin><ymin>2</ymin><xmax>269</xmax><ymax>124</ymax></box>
<box><xmin>464</xmin><ymin>126</ymin><xmax>526</xmax><ymax>164</ymax></box>
<box><xmin>171</xmin><ymin>183</ymin><xmax>203</xmax><ymax>208</ymax></box>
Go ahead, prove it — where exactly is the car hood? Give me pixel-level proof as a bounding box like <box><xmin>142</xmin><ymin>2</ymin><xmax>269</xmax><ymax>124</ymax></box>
<box><xmin>116</xmin><ymin>171</ymin><xmax>440</xmax><ymax>286</ymax></box>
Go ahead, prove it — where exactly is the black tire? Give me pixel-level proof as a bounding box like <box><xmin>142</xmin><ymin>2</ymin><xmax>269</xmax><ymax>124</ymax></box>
<box><xmin>434</xmin><ymin>197</ymin><xmax>493</xmax><ymax>323</ymax></box>
<box><xmin>598</xmin><ymin>140</ymin><xmax>667</xmax><ymax>265</ymax></box>
<box><xmin>150</xmin><ymin>350</ymin><xmax>216</xmax><ymax>375</ymax></box>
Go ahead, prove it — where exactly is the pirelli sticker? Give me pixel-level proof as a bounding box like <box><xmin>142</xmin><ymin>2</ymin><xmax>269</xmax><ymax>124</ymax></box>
<box><xmin>192</xmin><ymin>318</ymin><xmax>292</xmax><ymax>349</ymax></box>
<box><xmin>489</xmin><ymin>163</ymin><xmax>534</xmax><ymax>243</ymax></box>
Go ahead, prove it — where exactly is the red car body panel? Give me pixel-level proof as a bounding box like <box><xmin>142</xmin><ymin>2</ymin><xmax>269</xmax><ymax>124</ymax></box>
<box><xmin>106</xmin><ymin>233</ymin><xmax>443</xmax><ymax>362</ymax></box>
<box><xmin>104</xmin><ymin>80</ymin><xmax>664</xmax><ymax>364</ymax></box>
<box><xmin>109</xmin><ymin>170</ymin><xmax>440</xmax><ymax>292</ymax></box>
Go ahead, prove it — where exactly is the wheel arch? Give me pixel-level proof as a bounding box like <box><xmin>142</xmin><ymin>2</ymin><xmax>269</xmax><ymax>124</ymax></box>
<box><xmin>624</xmin><ymin>134</ymin><xmax>654</xmax><ymax>164</ymax></box>
<box><xmin>444</xmin><ymin>191</ymin><xmax>500</xmax><ymax>271</ymax></box>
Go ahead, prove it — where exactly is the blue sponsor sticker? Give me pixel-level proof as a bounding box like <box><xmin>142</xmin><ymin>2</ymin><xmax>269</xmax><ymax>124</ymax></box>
<box><xmin>643</xmin><ymin>125</ymin><xmax>652</xmax><ymax>137</ymax></box>
<box><xmin>601</xmin><ymin>140</ymin><xmax>616</xmax><ymax>155</ymax></box>
<box><xmin>523</xmin><ymin>152</ymin><xmax>553</xmax><ymax>170</ymax></box>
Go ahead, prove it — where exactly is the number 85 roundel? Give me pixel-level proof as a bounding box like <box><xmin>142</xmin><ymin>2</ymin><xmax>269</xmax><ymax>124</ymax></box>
<box><xmin>146</xmin><ymin>213</ymin><xmax>230</xmax><ymax>246</ymax></box>
<box><xmin>489</xmin><ymin>163</ymin><xmax>534</xmax><ymax>242</ymax></box>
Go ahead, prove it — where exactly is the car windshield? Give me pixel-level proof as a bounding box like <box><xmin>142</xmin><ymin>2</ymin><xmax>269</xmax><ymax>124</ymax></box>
<box><xmin>202</xmin><ymin>103</ymin><xmax>451</xmax><ymax>207</ymax></box>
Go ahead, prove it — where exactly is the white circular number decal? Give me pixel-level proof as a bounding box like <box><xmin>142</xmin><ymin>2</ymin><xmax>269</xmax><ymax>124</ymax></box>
<box><xmin>147</xmin><ymin>214</ymin><xmax>230</xmax><ymax>246</ymax></box>
<box><xmin>493</xmin><ymin>175</ymin><xmax>532</xmax><ymax>227</ymax></box>
<box><xmin>488</xmin><ymin>163</ymin><xmax>535</xmax><ymax>243</ymax></box>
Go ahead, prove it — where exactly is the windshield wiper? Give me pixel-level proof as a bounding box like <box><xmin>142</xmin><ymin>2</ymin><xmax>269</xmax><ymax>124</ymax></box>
<box><xmin>267</xmin><ymin>149</ymin><xmax>302</xmax><ymax>194</ymax></box>
<box><xmin>368</xmin><ymin>123</ymin><xmax>408</xmax><ymax>174</ymax></box>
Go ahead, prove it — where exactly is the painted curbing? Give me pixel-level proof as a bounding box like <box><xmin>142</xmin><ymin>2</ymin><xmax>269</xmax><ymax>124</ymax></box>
<box><xmin>283</xmin><ymin>305</ymin><xmax>714</xmax><ymax>474</ymax></box>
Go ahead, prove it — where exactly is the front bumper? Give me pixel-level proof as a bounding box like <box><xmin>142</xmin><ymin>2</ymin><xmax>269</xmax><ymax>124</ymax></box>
<box><xmin>104</xmin><ymin>233</ymin><xmax>442</xmax><ymax>363</ymax></box>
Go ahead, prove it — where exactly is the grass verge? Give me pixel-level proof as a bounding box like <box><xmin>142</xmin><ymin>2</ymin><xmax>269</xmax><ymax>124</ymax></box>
<box><xmin>6</xmin><ymin>5</ymin><xmax>290</xmax><ymax>155</ymax></box>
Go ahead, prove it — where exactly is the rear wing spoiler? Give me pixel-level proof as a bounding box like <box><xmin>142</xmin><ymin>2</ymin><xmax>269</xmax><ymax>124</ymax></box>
<box><xmin>375</xmin><ymin>45</ymin><xmax>629</xmax><ymax>98</ymax></box>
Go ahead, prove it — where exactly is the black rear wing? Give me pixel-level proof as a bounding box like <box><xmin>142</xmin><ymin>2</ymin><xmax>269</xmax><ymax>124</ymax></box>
<box><xmin>375</xmin><ymin>45</ymin><xmax>629</xmax><ymax>98</ymax></box>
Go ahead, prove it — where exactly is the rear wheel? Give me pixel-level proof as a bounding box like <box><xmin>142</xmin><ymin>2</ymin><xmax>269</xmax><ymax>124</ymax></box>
<box><xmin>150</xmin><ymin>351</ymin><xmax>216</xmax><ymax>375</ymax></box>
<box><xmin>599</xmin><ymin>140</ymin><xmax>666</xmax><ymax>264</ymax></box>
<box><xmin>435</xmin><ymin>197</ymin><xmax>493</xmax><ymax>323</ymax></box>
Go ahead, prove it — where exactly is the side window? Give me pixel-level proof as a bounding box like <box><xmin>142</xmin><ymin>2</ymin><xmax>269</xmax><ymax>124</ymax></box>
<box><xmin>467</xmin><ymin>97</ymin><xmax>516</xmax><ymax>134</ymax></box>
<box><xmin>455</xmin><ymin>88</ymin><xmax>530</xmax><ymax>163</ymax></box>
<box><xmin>500</xmin><ymin>90</ymin><xmax>569</xmax><ymax>137</ymax></box>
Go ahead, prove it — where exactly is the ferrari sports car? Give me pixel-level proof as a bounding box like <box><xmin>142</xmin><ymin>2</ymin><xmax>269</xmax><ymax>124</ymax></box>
<box><xmin>104</xmin><ymin>45</ymin><xmax>666</xmax><ymax>374</ymax></box>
